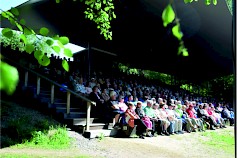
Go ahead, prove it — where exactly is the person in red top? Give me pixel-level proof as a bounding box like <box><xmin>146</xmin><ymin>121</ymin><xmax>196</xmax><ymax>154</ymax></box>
<box><xmin>186</xmin><ymin>104</ymin><xmax>204</xmax><ymax>131</ymax></box>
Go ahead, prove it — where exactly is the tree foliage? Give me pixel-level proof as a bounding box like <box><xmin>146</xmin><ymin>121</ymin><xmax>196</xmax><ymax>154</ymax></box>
<box><xmin>0</xmin><ymin>8</ymin><xmax>72</xmax><ymax>71</ymax></box>
<box><xmin>0</xmin><ymin>0</ymin><xmax>233</xmax><ymax>95</ymax></box>
<box><xmin>0</xmin><ymin>7</ymin><xmax>72</xmax><ymax>94</ymax></box>
<box><xmin>56</xmin><ymin>0</ymin><xmax>116</xmax><ymax>40</ymax></box>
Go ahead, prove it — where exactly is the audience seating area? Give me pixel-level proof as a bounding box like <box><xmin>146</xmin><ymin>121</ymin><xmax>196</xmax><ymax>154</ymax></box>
<box><xmin>4</xmin><ymin>52</ymin><xmax>235</xmax><ymax>139</ymax></box>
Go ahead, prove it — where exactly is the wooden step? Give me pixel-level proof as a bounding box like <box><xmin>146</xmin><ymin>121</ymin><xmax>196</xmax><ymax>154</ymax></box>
<box><xmin>48</xmin><ymin>102</ymin><xmax>67</xmax><ymax>108</ymax></box>
<box><xmin>71</xmin><ymin>118</ymin><xmax>97</xmax><ymax>125</ymax></box>
<box><xmin>55</xmin><ymin>107</ymin><xmax>81</xmax><ymax>113</ymax></box>
<box><xmin>48</xmin><ymin>102</ymin><xmax>80</xmax><ymax>109</ymax></box>
<box><xmin>64</xmin><ymin>112</ymin><xmax>87</xmax><ymax>119</ymax></box>
<box><xmin>83</xmin><ymin>129</ymin><xmax>118</xmax><ymax>139</ymax></box>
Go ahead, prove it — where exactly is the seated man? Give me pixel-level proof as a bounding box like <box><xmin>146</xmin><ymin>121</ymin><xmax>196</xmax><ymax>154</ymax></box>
<box><xmin>105</xmin><ymin>91</ymin><xmax>124</xmax><ymax>127</ymax></box>
<box><xmin>222</xmin><ymin>105</ymin><xmax>235</xmax><ymax>126</ymax></box>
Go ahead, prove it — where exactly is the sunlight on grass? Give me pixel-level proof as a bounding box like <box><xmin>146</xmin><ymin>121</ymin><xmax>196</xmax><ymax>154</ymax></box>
<box><xmin>10</xmin><ymin>126</ymin><xmax>74</xmax><ymax>150</ymax></box>
<box><xmin>199</xmin><ymin>128</ymin><xmax>234</xmax><ymax>154</ymax></box>
<box><xmin>0</xmin><ymin>154</ymin><xmax>93</xmax><ymax>158</ymax></box>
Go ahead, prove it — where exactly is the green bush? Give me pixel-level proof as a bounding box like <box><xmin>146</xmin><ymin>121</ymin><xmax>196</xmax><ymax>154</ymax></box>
<box><xmin>20</xmin><ymin>125</ymin><xmax>73</xmax><ymax>149</ymax></box>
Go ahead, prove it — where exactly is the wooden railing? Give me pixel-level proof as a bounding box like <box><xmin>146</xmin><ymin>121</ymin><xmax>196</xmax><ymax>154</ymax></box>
<box><xmin>4</xmin><ymin>57</ymin><xmax>96</xmax><ymax>132</ymax></box>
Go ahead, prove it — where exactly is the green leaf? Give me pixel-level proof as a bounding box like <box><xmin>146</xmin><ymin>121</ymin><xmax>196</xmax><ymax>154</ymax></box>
<box><xmin>52</xmin><ymin>46</ymin><xmax>61</xmax><ymax>53</ymax></box>
<box><xmin>25</xmin><ymin>44</ymin><xmax>35</xmax><ymax>54</ymax></box>
<box><xmin>112</xmin><ymin>12</ymin><xmax>116</xmax><ymax>18</ymax></box>
<box><xmin>64</xmin><ymin>48</ymin><xmax>73</xmax><ymax>57</ymax></box>
<box><xmin>2</xmin><ymin>28</ymin><xmax>13</xmax><ymax>38</ymax></box>
<box><xmin>205</xmin><ymin>0</ymin><xmax>211</xmax><ymax>5</ymax></box>
<box><xmin>1</xmin><ymin>12</ymin><xmax>8</xmax><ymax>19</ymax></box>
<box><xmin>19</xmin><ymin>19</ymin><xmax>26</xmax><ymax>25</ymax></box>
<box><xmin>39</xmin><ymin>27</ymin><xmax>49</xmax><ymax>36</ymax></box>
<box><xmin>172</xmin><ymin>24</ymin><xmax>183</xmax><ymax>40</ymax></box>
<box><xmin>104</xmin><ymin>7</ymin><xmax>110</xmax><ymax>12</ymax></box>
<box><xmin>178</xmin><ymin>46</ymin><xmax>183</xmax><ymax>55</ymax></box>
<box><xmin>9</xmin><ymin>18</ymin><xmax>16</xmax><ymax>26</ymax></box>
<box><xmin>59</xmin><ymin>36</ymin><xmax>69</xmax><ymax>45</ymax></box>
<box><xmin>56</xmin><ymin>0</ymin><xmax>60</xmax><ymax>3</ymax></box>
<box><xmin>62</xmin><ymin>60</ymin><xmax>69</xmax><ymax>72</ymax></box>
<box><xmin>38</xmin><ymin>55</ymin><xmax>50</xmax><ymax>66</ymax></box>
<box><xmin>52</xmin><ymin>35</ymin><xmax>60</xmax><ymax>40</ymax></box>
<box><xmin>57</xmin><ymin>40</ymin><xmax>64</xmax><ymax>48</ymax></box>
<box><xmin>10</xmin><ymin>7</ymin><xmax>19</xmax><ymax>16</ymax></box>
<box><xmin>182</xmin><ymin>48</ymin><xmax>189</xmax><ymax>56</ymax></box>
<box><xmin>24</xmin><ymin>28</ymin><xmax>34</xmax><ymax>35</ymax></box>
<box><xmin>162</xmin><ymin>4</ymin><xmax>175</xmax><ymax>27</ymax></box>
<box><xmin>213</xmin><ymin>0</ymin><xmax>217</xmax><ymax>5</ymax></box>
<box><xmin>5</xmin><ymin>11</ymin><xmax>14</xmax><ymax>18</ymax></box>
<box><xmin>46</xmin><ymin>39</ymin><xmax>54</xmax><ymax>46</ymax></box>
<box><xmin>16</xmin><ymin>22</ymin><xmax>23</xmax><ymax>31</ymax></box>
<box><xmin>225</xmin><ymin>0</ymin><xmax>233</xmax><ymax>15</ymax></box>
<box><xmin>34</xmin><ymin>50</ymin><xmax>44</xmax><ymax>60</ymax></box>
<box><xmin>184</xmin><ymin>0</ymin><xmax>193</xmax><ymax>3</ymax></box>
<box><xmin>20</xmin><ymin>34</ymin><xmax>27</xmax><ymax>44</ymax></box>
<box><xmin>0</xmin><ymin>61</ymin><xmax>19</xmax><ymax>95</ymax></box>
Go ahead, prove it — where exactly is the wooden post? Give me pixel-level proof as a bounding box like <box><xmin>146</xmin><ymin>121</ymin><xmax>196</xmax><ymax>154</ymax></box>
<box><xmin>87</xmin><ymin>42</ymin><xmax>91</xmax><ymax>79</ymax></box>
<box><xmin>86</xmin><ymin>102</ymin><xmax>91</xmax><ymax>131</ymax></box>
<box><xmin>24</xmin><ymin>71</ymin><xmax>28</xmax><ymax>87</ymax></box>
<box><xmin>51</xmin><ymin>84</ymin><xmax>54</xmax><ymax>104</ymax></box>
<box><xmin>36</xmin><ymin>76</ymin><xmax>40</xmax><ymax>95</ymax></box>
<box><xmin>66</xmin><ymin>91</ymin><xmax>71</xmax><ymax>114</ymax></box>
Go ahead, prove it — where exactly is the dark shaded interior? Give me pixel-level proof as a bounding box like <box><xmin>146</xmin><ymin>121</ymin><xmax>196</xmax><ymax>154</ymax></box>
<box><xmin>2</xmin><ymin>0</ymin><xmax>235</xmax><ymax>82</ymax></box>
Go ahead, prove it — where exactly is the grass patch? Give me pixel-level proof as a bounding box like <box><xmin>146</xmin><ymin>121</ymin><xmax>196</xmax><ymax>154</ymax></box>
<box><xmin>198</xmin><ymin>128</ymin><xmax>234</xmax><ymax>154</ymax></box>
<box><xmin>0</xmin><ymin>153</ymin><xmax>93</xmax><ymax>158</ymax></box>
<box><xmin>0</xmin><ymin>100</ymin><xmax>74</xmax><ymax>149</ymax></box>
<box><xmin>13</xmin><ymin>125</ymin><xmax>73</xmax><ymax>149</ymax></box>
<box><xmin>0</xmin><ymin>154</ymin><xmax>32</xmax><ymax>158</ymax></box>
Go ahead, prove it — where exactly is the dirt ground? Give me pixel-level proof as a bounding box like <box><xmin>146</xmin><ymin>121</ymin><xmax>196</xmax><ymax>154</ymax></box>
<box><xmin>0</xmin><ymin>127</ymin><xmax>235</xmax><ymax>158</ymax></box>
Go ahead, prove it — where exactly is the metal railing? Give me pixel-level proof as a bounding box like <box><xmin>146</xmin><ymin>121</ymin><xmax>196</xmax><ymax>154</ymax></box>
<box><xmin>4</xmin><ymin>57</ymin><xmax>96</xmax><ymax>132</ymax></box>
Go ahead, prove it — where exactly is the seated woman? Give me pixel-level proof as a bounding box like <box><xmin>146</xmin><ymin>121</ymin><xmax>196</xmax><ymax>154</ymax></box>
<box><xmin>199</xmin><ymin>104</ymin><xmax>219</xmax><ymax>130</ymax></box>
<box><xmin>101</xmin><ymin>88</ymin><xmax>110</xmax><ymax>102</ymax></box>
<box><xmin>125</xmin><ymin>102</ymin><xmax>147</xmax><ymax>139</ymax></box>
<box><xmin>89</xmin><ymin>86</ymin><xmax>105</xmax><ymax>118</ymax></box>
<box><xmin>135</xmin><ymin>101</ymin><xmax>153</xmax><ymax>134</ymax></box>
<box><xmin>153</xmin><ymin>103</ymin><xmax>170</xmax><ymax>136</ymax></box>
<box><xmin>210</xmin><ymin>105</ymin><xmax>226</xmax><ymax>128</ymax></box>
<box><xmin>117</xmin><ymin>95</ymin><xmax>128</xmax><ymax>125</ymax></box>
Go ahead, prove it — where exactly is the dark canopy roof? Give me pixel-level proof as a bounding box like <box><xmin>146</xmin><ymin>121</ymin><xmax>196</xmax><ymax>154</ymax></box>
<box><xmin>3</xmin><ymin>0</ymin><xmax>235</xmax><ymax>82</ymax></box>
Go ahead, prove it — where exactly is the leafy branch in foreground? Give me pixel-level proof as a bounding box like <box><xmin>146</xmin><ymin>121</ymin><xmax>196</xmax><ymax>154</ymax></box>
<box><xmin>162</xmin><ymin>4</ymin><xmax>188</xmax><ymax>56</ymax></box>
<box><xmin>56</xmin><ymin>0</ymin><xmax>116</xmax><ymax>40</ymax></box>
<box><xmin>0</xmin><ymin>8</ymin><xmax>72</xmax><ymax>72</ymax></box>
<box><xmin>162</xmin><ymin>0</ymin><xmax>220</xmax><ymax>57</ymax></box>
<box><xmin>0</xmin><ymin>7</ymin><xmax>72</xmax><ymax>95</ymax></box>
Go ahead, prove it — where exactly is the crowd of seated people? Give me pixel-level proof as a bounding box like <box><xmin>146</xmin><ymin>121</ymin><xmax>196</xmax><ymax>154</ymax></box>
<box><xmin>20</xmin><ymin>54</ymin><xmax>234</xmax><ymax>139</ymax></box>
<box><xmin>67</xmin><ymin>71</ymin><xmax>234</xmax><ymax>139</ymax></box>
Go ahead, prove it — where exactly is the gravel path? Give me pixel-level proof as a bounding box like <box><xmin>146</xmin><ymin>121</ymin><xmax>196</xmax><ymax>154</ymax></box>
<box><xmin>0</xmin><ymin>127</ymin><xmax>234</xmax><ymax>158</ymax></box>
<box><xmin>65</xmin><ymin>127</ymin><xmax>235</xmax><ymax>158</ymax></box>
